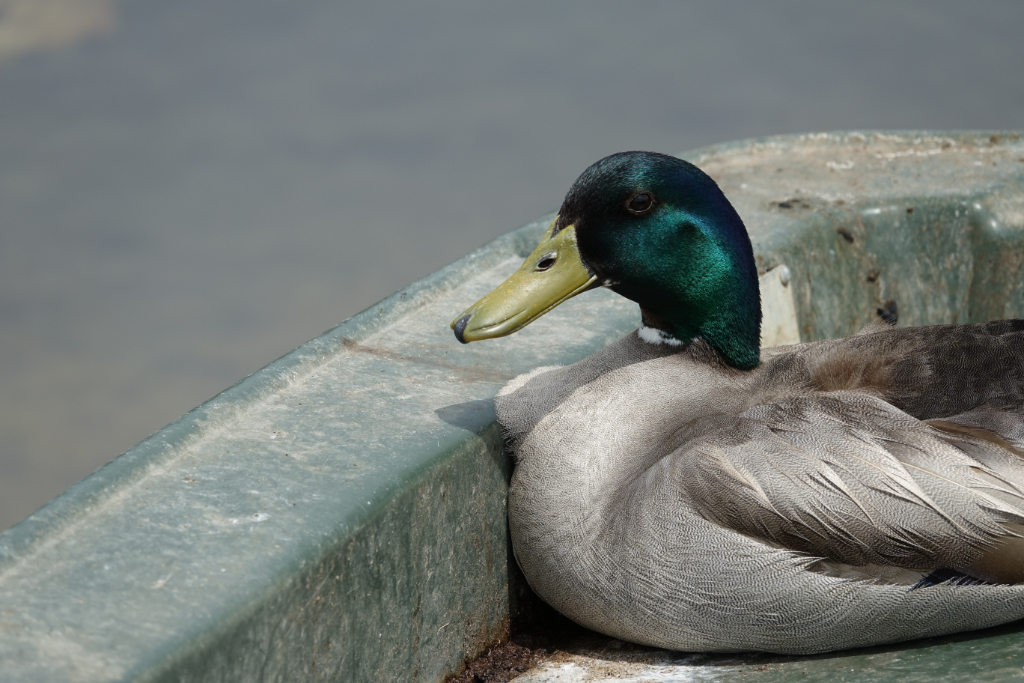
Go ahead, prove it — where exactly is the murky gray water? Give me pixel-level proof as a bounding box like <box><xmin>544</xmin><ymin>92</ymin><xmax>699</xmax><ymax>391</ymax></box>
<box><xmin>1</xmin><ymin>0</ymin><xmax>1022</xmax><ymax>530</ymax></box>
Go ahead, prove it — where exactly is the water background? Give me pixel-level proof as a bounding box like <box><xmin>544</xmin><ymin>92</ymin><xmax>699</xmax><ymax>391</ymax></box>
<box><xmin>2</xmin><ymin>0</ymin><xmax>1023</xmax><ymax>530</ymax></box>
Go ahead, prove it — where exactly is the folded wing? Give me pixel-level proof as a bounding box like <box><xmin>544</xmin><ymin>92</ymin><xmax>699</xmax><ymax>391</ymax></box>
<box><xmin>678</xmin><ymin>392</ymin><xmax>1024</xmax><ymax>577</ymax></box>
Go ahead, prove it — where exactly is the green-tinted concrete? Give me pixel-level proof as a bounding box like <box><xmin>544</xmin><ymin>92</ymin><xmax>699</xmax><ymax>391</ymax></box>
<box><xmin>0</xmin><ymin>132</ymin><xmax>1022</xmax><ymax>682</ymax></box>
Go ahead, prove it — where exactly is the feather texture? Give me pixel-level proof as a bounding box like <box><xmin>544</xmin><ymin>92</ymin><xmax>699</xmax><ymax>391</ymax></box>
<box><xmin>498</xmin><ymin>322</ymin><xmax>1024</xmax><ymax>653</ymax></box>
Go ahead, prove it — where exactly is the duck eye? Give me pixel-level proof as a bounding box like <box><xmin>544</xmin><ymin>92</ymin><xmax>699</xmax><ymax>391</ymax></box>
<box><xmin>535</xmin><ymin>252</ymin><xmax>557</xmax><ymax>271</ymax></box>
<box><xmin>626</xmin><ymin>192</ymin><xmax>654</xmax><ymax>214</ymax></box>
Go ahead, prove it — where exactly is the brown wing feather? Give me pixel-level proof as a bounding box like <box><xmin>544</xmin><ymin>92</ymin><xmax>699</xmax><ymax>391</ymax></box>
<box><xmin>757</xmin><ymin>320</ymin><xmax>1024</xmax><ymax>420</ymax></box>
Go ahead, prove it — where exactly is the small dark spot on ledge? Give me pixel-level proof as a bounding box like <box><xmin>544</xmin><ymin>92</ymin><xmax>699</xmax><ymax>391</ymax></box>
<box><xmin>906</xmin><ymin>207</ymin><xmax>914</xmax><ymax>214</ymax></box>
<box><xmin>866</xmin><ymin>268</ymin><xmax>880</xmax><ymax>283</ymax></box>
<box><xmin>777</xmin><ymin>197</ymin><xmax>809</xmax><ymax>210</ymax></box>
<box><xmin>877</xmin><ymin>300</ymin><xmax>898</xmax><ymax>325</ymax></box>
<box><xmin>837</xmin><ymin>228</ymin><xmax>854</xmax><ymax>243</ymax></box>
<box><xmin>990</xmin><ymin>134</ymin><xmax>1000</xmax><ymax>144</ymax></box>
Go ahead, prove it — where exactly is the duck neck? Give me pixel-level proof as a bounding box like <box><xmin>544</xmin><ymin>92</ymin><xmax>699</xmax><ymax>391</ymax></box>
<box><xmin>626</xmin><ymin>228</ymin><xmax>762</xmax><ymax>370</ymax></box>
<box><xmin>636</xmin><ymin>271</ymin><xmax>761</xmax><ymax>370</ymax></box>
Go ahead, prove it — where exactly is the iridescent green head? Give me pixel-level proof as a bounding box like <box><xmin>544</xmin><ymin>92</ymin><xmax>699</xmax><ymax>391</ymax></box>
<box><xmin>452</xmin><ymin>151</ymin><xmax>762</xmax><ymax>370</ymax></box>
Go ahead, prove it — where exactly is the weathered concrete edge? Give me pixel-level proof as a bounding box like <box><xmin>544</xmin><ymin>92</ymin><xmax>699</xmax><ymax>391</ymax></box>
<box><xmin>0</xmin><ymin>217</ymin><xmax>548</xmax><ymax>571</ymax></box>
<box><xmin>132</xmin><ymin>422</ymin><xmax>514</xmax><ymax>683</ymax></box>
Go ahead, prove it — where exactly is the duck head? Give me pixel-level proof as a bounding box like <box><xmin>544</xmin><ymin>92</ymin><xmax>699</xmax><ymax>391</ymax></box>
<box><xmin>451</xmin><ymin>151</ymin><xmax>762</xmax><ymax>370</ymax></box>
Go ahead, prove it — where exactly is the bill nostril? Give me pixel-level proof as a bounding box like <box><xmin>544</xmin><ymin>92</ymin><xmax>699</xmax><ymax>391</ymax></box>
<box><xmin>536</xmin><ymin>252</ymin><xmax>557</xmax><ymax>271</ymax></box>
<box><xmin>453</xmin><ymin>314</ymin><xmax>472</xmax><ymax>344</ymax></box>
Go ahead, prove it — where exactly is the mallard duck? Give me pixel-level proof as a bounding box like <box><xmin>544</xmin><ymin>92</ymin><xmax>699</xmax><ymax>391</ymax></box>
<box><xmin>450</xmin><ymin>151</ymin><xmax>1024</xmax><ymax>654</ymax></box>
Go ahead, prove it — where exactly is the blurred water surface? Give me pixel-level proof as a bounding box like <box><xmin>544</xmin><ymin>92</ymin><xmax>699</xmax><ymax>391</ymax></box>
<box><xmin>1</xmin><ymin>0</ymin><xmax>1023</xmax><ymax>530</ymax></box>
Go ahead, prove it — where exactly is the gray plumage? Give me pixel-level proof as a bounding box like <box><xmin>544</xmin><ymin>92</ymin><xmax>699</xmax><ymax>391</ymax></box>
<box><xmin>497</xmin><ymin>320</ymin><xmax>1024</xmax><ymax>653</ymax></box>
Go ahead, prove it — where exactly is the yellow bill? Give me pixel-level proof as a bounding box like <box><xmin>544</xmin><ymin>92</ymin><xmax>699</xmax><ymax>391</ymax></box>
<box><xmin>451</xmin><ymin>219</ymin><xmax>598</xmax><ymax>343</ymax></box>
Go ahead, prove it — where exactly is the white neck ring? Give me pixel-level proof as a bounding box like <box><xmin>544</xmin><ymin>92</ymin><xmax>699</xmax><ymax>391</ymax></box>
<box><xmin>638</xmin><ymin>324</ymin><xmax>684</xmax><ymax>346</ymax></box>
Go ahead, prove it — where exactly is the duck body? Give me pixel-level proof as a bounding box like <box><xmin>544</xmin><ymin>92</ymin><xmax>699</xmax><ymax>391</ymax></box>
<box><xmin>453</xmin><ymin>152</ymin><xmax>1024</xmax><ymax>653</ymax></box>
<box><xmin>498</xmin><ymin>325</ymin><xmax>1024</xmax><ymax>653</ymax></box>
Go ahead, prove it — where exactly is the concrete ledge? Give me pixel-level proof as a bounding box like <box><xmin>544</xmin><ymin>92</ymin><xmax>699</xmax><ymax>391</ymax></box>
<box><xmin>1</xmin><ymin>131</ymin><xmax>1022</xmax><ymax>682</ymax></box>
